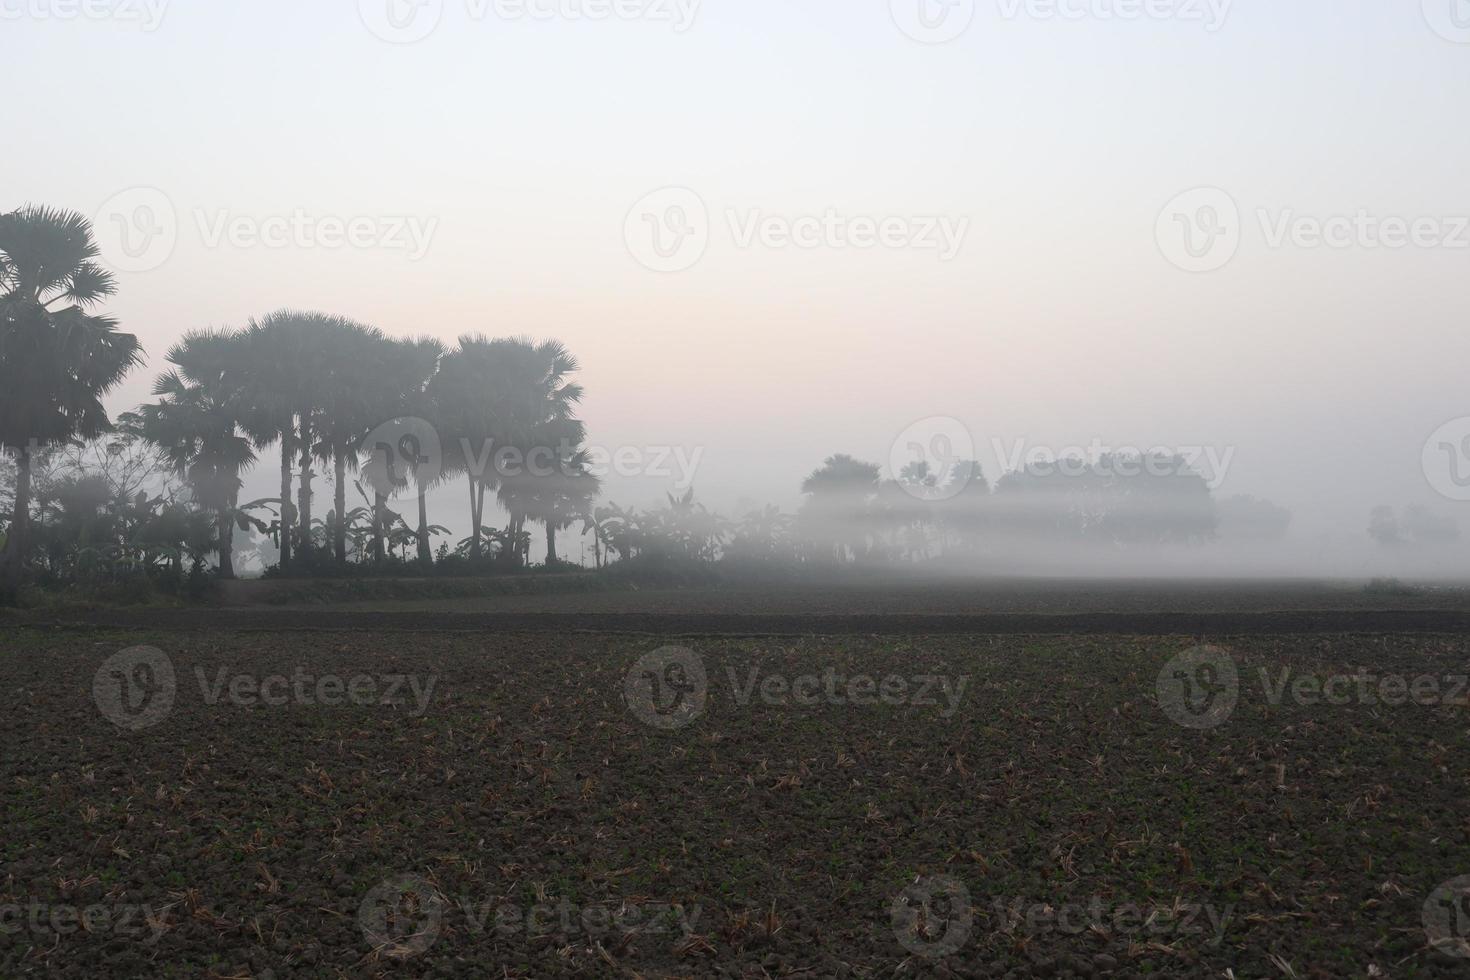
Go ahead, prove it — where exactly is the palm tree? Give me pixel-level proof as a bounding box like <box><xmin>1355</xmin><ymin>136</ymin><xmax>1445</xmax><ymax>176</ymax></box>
<box><xmin>379</xmin><ymin>337</ymin><xmax>445</xmax><ymax>565</ymax></box>
<box><xmin>287</xmin><ymin>318</ymin><xmax>338</xmax><ymax>562</ymax></box>
<box><xmin>430</xmin><ymin>336</ymin><xmax>586</xmax><ymax>566</ymax></box>
<box><xmin>239</xmin><ymin>310</ymin><xmax>360</xmax><ymax>566</ymax></box>
<box><xmin>122</xmin><ymin>330</ymin><xmax>257</xmax><ymax>578</ymax></box>
<box><xmin>359</xmin><ymin>336</ymin><xmax>443</xmax><ymax>565</ymax></box>
<box><xmin>487</xmin><ymin>338</ymin><xmax>586</xmax><ymax>568</ymax></box>
<box><xmin>0</xmin><ymin>206</ymin><xmax>142</xmax><ymax>592</ymax></box>
<box><xmin>310</xmin><ymin>317</ymin><xmax>385</xmax><ymax>564</ymax></box>
<box><xmin>408</xmin><ymin>448</ymin><xmax>438</xmax><ymax>565</ymax></box>
<box><xmin>428</xmin><ymin>337</ymin><xmax>501</xmax><ymax>562</ymax></box>
<box><xmin>238</xmin><ymin>312</ymin><xmax>315</xmax><ymax>570</ymax></box>
<box><xmin>515</xmin><ymin>447</ymin><xmax>601</xmax><ymax>565</ymax></box>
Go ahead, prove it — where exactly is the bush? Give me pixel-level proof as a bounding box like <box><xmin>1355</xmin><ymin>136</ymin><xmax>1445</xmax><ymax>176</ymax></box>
<box><xmin>1364</xmin><ymin>577</ymin><xmax>1420</xmax><ymax>597</ymax></box>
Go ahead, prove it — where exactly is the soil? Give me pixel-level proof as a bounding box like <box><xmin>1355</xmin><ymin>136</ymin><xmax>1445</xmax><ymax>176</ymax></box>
<box><xmin>3</xmin><ymin>627</ymin><xmax>1470</xmax><ymax>976</ymax></box>
<box><xmin>229</xmin><ymin>578</ymin><xmax>1470</xmax><ymax>616</ymax></box>
<box><xmin>11</xmin><ymin>579</ymin><xmax>1470</xmax><ymax>636</ymax></box>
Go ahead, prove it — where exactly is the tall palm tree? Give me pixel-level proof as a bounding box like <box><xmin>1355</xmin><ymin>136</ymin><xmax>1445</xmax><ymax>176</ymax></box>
<box><xmin>427</xmin><ymin>337</ymin><xmax>502</xmax><ymax>561</ymax></box>
<box><xmin>484</xmin><ymin>338</ymin><xmax>585</xmax><ymax>568</ymax></box>
<box><xmin>238</xmin><ymin>312</ymin><xmax>313</xmax><ymax>569</ymax></box>
<box><xmin>418</xmin><ymin>334</ymin><xmax>587</xmax><ymax>566</ymax></box>
<box><xmin>288</xmin><ymin>318</ymin><xmax>336</xmax><ymax>561</ymax></box>
<box><xmin>122</xmin><ymin>330</ymin><xmax>257</xmax><ymax>578</ymax></box>
<box><xmin>0</xmin><ymin>206</ymin><xmax>142</xmax><ymax>592</ymax></box>
<box><xmin>310</xmin><ymin>317</ymin><xmax>385</xmax><ymax>564</ymax></box>
<box><xmin>239</xmin><ymin>310</ymin><xmax>356</xmax><ymax>566</ymax></box>
<box><xmin>518</xmin><ymin>449</ymin><xmax>600</xmax><ymax>565</ymax></box>
<box><xmin>369</xmin><ymin>336</ymin><xmax>444</xmax><ymax>565</ymax></box>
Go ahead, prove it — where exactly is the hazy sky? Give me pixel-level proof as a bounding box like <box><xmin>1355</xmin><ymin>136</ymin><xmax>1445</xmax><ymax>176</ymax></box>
<box><xmin>6</xmin><ymin>0</ymin><xmax>1470</xmax><ymax>562</ymax></box>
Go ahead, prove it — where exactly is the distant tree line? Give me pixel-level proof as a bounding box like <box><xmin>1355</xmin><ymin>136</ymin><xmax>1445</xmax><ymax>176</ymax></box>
<box><xmin>587</xmin><ymin>452</ymin><xmax>1286</xmax><ymax>574</ymax></box>
<box><xmin>1369</xmin><ymin>505</ymin><xmax>1460</xmax><ymax>549</ymax></box>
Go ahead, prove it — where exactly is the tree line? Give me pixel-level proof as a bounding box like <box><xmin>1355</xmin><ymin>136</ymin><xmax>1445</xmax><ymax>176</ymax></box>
<box><xmin>1</xmin><ymin>203</ymin><xmax>1281</xmax><ymax>601</ymax></box>
<box><xmin>0</xmin><ymin>205</ymin><xmax>600</xmax><ymax>596</ymax></box>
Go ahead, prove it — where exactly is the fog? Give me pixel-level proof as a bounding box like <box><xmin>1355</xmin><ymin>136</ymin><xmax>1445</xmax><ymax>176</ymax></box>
<box><xmin>6</xmin><ymin>0</ymin><xmax>1469</xmax><ymax>580</ymax></box>
<box><xmin>8</xmin><ymin>9</ymin><xmax>1470</xmax><ymax>976</ymax></box>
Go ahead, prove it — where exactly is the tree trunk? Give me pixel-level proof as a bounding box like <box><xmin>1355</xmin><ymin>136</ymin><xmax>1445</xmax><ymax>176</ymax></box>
<box><xmin>1</xmin><ymin>446</ymin><xmax>33</xmax><ymax>592</ymax></box>
<box><xmin>467</xmin><ymin>478</ymin><xmax>482</xmax><ymax>560</ymax></box>
<box><xmin>278</xmin><ymin>435</ymin><xmax>293</xmax><ymax>570</ymax></box>
<box><xmin>511</xmin><ymin>513</ymin><xmax>527</xmax><ymax>568</ymax></box>
<box><xmin>546</xmin><ymin>522</ymin><xmax>557</xmax><ymax>565</ymax></box>
<box><xmin>372</xmin><ymin>490</ymin><xmax>387</xmax><ymax>562</ymax></box>
<box><xmin>297</xmin><ymin>417</ymin><xmax>313</xmax><ymax>558</ymax></box>
<box><xmin>500</xmin><ymin>512</ymin><xmax>517</xmax><ymax>567</ymax></box>
<box><xmin>417</xmin><ymin>485</ymin><xmax>432</xmax><ymax>565</ymax></box>
<box><xmin>217</xmin><ymin>487</ymin><xmax>236</xmax><ymax>580</ymax></box>
<box><xmin>334</xmin><ymin>449</ymin><xmax>348</xmax><ymax>565</ymax></box>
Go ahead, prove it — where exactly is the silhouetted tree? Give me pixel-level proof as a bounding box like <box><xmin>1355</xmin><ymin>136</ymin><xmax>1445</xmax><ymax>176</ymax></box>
<box><xmin>0</xmin><ymin>206</ymin><xmax>142</xmax><ymax>593</ymax></box>
<box><xmin>799</xmin><ymin>454</ymin><xmax>881</xmax><ymax>563</ymax></box>
<box><xmin>123</xmin><ymin>331</ymin><xmax>258</xmax><ymax>579</ymax></box>
<box><xmin>993</xmin><ymin>453</ymin><xmax>1215</xmax><ymax>547</ymax></box>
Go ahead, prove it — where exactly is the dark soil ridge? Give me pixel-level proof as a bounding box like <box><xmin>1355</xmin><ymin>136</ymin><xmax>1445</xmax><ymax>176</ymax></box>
<box><xmin>8</xmin><ymin>607</ymin><xmax>1470</xmax><ymax>635</ymax></box>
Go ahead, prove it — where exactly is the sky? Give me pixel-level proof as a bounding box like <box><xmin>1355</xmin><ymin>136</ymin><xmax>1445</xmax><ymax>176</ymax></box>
<box><xmin>5</xmin><ymin>0</ymin><xmax>1470</xmax><ymax>570</ymax></box>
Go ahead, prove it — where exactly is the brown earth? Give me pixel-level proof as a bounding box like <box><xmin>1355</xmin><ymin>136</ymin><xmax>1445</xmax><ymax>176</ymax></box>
<box><xmin>3</xmin><ymin>626</ymin><xmax>1470</xmax><ymax>977</ymax></box>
